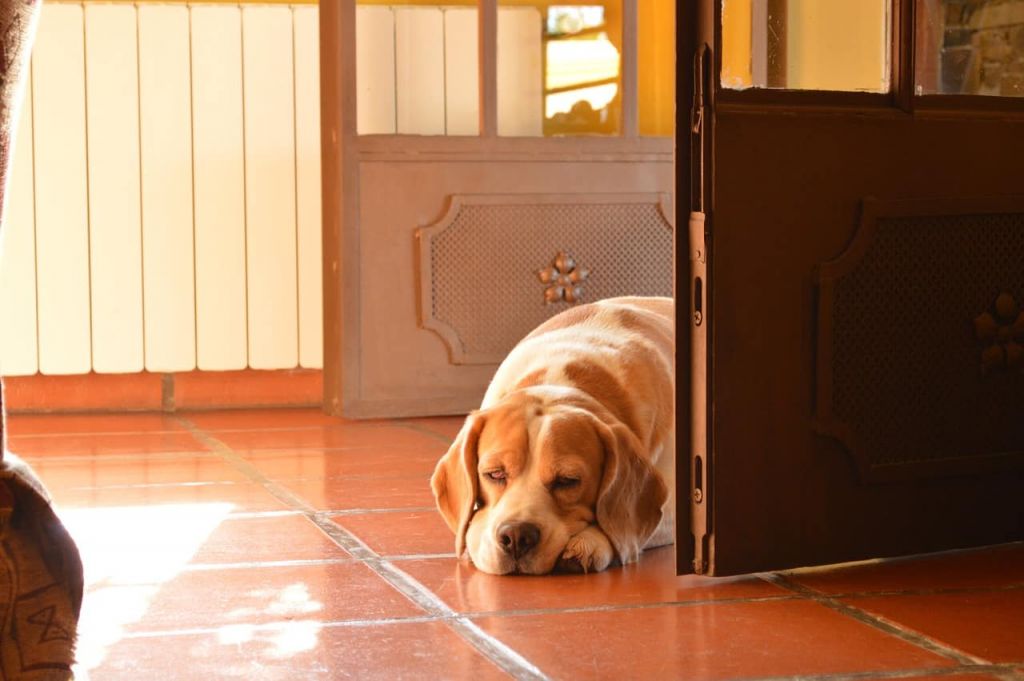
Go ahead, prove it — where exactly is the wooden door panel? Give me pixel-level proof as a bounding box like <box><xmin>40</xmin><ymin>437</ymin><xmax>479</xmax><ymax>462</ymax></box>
<box><xmin>817</xmin><ymin>197</ymin><xmax>1024</xmax><ymax>482</ymax></box>
<box><xmin>703</xmin><ymin>109</ymin><xmax>1024</xmax><ymax>575</ymax></box>
<box><xmin>348</xmin><ymin>153</ymin><xmax>673</xmax><ymax>418</ymax></box>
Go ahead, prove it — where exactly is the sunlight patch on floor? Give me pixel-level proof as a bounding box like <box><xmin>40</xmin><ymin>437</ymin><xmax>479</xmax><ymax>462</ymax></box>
<box><xmin>59</xmin><ymin>503</ymin><xmax>235</xmax><ymax>671</ymax></box>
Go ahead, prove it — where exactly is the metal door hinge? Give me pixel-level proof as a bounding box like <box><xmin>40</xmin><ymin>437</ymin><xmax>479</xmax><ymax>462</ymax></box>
<box><xmin>689</xmin><ymin>43</ymin><xmax>711</xmax><ymax>575</ymax></box>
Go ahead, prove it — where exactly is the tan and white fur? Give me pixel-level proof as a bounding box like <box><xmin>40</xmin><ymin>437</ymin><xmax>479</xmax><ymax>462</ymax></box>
<box><xmin>431</xmin><ymin>296</ymin><xmax>674</xmax><ymax>575</ymax></box>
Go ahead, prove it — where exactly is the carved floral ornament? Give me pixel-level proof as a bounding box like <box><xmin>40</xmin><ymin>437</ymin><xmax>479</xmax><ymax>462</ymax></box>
<box><xmin>974</xmin><ymin>292</ymin><xmax>1024</xmax><ymax>374</ymax></box>
<box><xmin>537</xmin><ymin>251</ymin><xmax>589</xmax><ymax>304</ymax></box>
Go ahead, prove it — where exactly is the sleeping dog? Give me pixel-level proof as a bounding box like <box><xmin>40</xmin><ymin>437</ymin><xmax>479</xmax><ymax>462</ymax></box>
<box><xmin>431</xmin><ymin>296</ymin><xmax>674</xmax><ymax>574</ymax></box>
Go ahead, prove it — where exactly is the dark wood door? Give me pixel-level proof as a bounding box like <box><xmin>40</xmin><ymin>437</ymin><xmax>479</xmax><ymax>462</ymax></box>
<box><xmin>677</xmin><ymin>0</ymin><xmax>1024</xmax><ymax>576</ymax></box>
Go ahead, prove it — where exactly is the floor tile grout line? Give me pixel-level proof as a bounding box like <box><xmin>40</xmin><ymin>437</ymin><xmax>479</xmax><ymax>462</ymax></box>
<box><xmin>778</xmin><ymin>540</ymin><xmax>1024</xmax><ymax>575</ymax></box>
<box><xmin>178</xmin><ymin>557</ymin><xmax>357</xmax><ymax>572</ymax></box>
<box><xmin>383</xmin><ymin>553</ymin><xmax>458</xmax><ymax>561</ymax></box>
<box><xmin>184</xmin><ymin>509</ymin><xmax>304</xmax><ymax>520</ymax></box>
<box><xmin>14</xmin><ymin>443</ymin><xmax>444</xmax><ymax>464</ymax></box>
<box><xmin>395</xmin><ymin>420</ymin><xmax>458</xmax><ymax>445</ymax></box>
<box><xmin>174</xmin><ymin>416</ymin><xmax>550</xmax><ymax>681</ymax></box>
<box><xmin>15</xmin><ymin>450</ymin><xmax>223</xmax><ymax>463</ymax></box>
<box><xmin>61</xmin><ymin>480</ymin><xmax>249</xmax><ymax>491</ymax></box>
<box><xmin>829</xmin><ymin>583</ymin><xmax>1024</xmax><ymax>599</ymax></box>
<box><xmin>220</xmin><ymin>445</ymin><xmax>447</xmax><ymax>455</ymax></box>
<box><xmin>53</xmin><ymin>506</ymin><xmax>437</xmax><ymax>521</ymax></box>
<box><xmin>8</xmin><ymin>428</ymin><xmax>192</xmax><ymax>439</ymax></box>
<box><xmin>117</xmin><ymin>614</ymin><xmax>451</xmax><ymax>639</ymax></box>
<box><xmin>720</xmin><ymin>662</ymin><xmax>1024</xmax><ymax>681</ymax></box>
<box><xmin>761</xmin><ymin>573</ymin><xmax>991</xmax><ymax>666</ymax></box>
<box><xmin>456</xmin><ymin>594</ymin><xmax>802</xmax><ymax>620</ymax></box>
<box><xmin>54</xmin><ymin>475</ymin><xmax>437</xmax><ymax>492</ymax></box>
<box><xmin>327</xmin><ymin>505</ymin><xmax>438</xmax><ymax>516</ymax></box>
<box><xmin>5</xmin><ymin>420</ymin><xmax>426</xmax><ymax>440</ymax></box>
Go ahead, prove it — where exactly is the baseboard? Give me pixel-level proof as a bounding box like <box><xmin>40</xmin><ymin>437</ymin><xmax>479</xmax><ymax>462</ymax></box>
<box><xmin>0</xmin><ymin>369</ymin><xmax>323</xmax><ymax>414</ymax></box>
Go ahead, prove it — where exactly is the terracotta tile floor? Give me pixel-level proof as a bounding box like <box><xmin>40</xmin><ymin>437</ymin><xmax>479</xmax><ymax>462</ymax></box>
<box><xmin>5</xmin><ymin>408</ymin><xmax>1023</xmax><ymax>681</ymax></box>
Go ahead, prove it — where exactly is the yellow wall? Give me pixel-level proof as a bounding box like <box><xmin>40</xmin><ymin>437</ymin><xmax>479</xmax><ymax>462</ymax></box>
<box><xmin>638</xmin><ymin>0</ymin><xmax>675</xmax><ymax>136</ymax></box>
<box><xmin>786</xmin><ymin>0</ymin><xmax>888</xmax><ymax>91</ymax></box>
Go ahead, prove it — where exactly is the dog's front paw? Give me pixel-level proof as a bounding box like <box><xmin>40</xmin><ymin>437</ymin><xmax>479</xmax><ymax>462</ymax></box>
<box><xmin>556</xmin><ymin>525</ymin><xmax>615</xmax><ymax>574</ymax></box>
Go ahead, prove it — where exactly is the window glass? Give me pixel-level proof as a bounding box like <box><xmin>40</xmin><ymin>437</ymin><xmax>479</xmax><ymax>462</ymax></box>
<box><xmin>722</xmin><ymin>0</ymin><xmax>890</xmax><ymax>93</ymax></box>
<box><xmin>498</xmin><ymin>1</ymin><xmax>623</xmax><ymax>136</ymax></box>
<box><xmin>356</xmin><ymin>1</ymin><xmax>479</xmax><ymax>135</ymax></box>
<box><xmin>917</xmin><ymin>0</ymin><xmax>1024</xmax><ymax>97</ymax></box>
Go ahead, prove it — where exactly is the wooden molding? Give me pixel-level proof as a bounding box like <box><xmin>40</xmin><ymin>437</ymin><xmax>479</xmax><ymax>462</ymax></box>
<box><xmin>815</xmin><ymin>195</ymin><xmax>1024</xmax><ymax>482</ymax></box>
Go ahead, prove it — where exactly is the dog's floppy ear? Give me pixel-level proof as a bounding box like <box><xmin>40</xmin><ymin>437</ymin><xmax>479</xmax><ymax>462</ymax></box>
<box><xmin>592</xmin><ymin>417</ymin><xmax>667</xmax><ymax>565</ymax></box>
<box><xmin>430</xmin><ymin>412</ymin><xmax>485</xmax><ymax>557</ymax></box>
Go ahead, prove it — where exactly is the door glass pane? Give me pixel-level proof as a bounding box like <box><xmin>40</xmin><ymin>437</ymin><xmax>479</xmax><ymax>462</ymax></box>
<box><xmin>639</xmin><ymin>0</ymin><xmax>675</xmax><ymax>136</ymax></box>
<box><xmin>498</xmin><ymin>0</ymin><xmax>623</xmax><ymax>136</ymax></box>
<box><xmin>917</xmin><ymin>0</ymin><xmax>1024</xmax><ymax>97</ymax></box>
<box><xmin>356</xmin><ymin>1</ymin><xmax>479</xmax><ymax>135</ymax></box>
<box><xmin>722</xmin><ymin>0</ymin><xmax>891</xmax><ymax>92</ymax></box>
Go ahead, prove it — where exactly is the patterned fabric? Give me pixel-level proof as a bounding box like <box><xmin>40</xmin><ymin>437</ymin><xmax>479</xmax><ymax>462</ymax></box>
<box><xmin>0</xmin><ymin>1</ymin><xmax>83</xmax><ymax>679</ymax></box>
<box><xmin>0</xmin><ymin>457</ymin><xmax>82</xmax><ymax>681</ymax></box>
<box><xmin>0</xmin><ymin>0</ymin><xmax>40</xmax><ymax>211</ymax></box>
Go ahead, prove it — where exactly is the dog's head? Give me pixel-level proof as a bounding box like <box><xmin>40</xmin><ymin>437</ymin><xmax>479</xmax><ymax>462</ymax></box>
<box><xmin>430</xmin><ymin>388</ymin><xmax>667</xmax><ymax>575</ymax></box>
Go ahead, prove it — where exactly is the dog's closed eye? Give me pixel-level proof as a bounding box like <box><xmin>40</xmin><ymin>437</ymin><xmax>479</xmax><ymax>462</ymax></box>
<box><xmin>483</xmin><ymin>469</ymin><xmax>507</xmax><ymax>484</ymax></box>
<box><xmin>549</xmin><ymin>476</ymin><xmax>581</xmax><ymax>491</ymax></box>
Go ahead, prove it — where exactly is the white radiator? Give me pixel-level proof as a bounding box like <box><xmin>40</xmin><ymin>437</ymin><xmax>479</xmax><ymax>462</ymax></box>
<box><xmin>0</xmin><ymin>2</ymin><xmax>324</xmax><ymax>376</ymax></box>
<box><xmin>0</xmin><ymin>2</ymin><xmax>543</xmax><ymax>377</ymax></box>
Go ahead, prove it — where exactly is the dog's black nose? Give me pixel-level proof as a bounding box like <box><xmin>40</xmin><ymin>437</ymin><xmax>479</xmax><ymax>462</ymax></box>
<box><xmin>497</xmin><ymin>522</ymin><xmax>541</xmax><ymax>558</ymax></box>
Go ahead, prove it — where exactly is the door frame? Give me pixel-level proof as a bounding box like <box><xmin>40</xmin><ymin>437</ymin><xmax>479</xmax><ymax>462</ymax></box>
<box><xmin>675</xmin><ymin>0</ymin><xmax>699</xmax><ymax>574</ymax></box>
